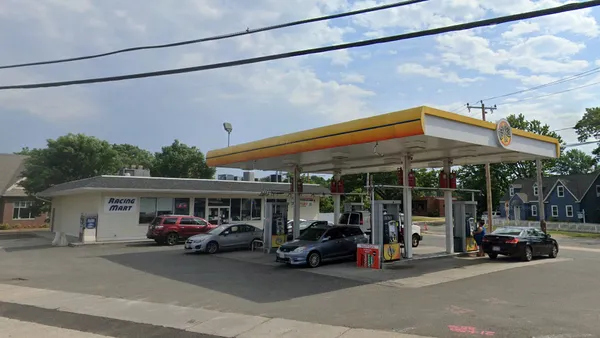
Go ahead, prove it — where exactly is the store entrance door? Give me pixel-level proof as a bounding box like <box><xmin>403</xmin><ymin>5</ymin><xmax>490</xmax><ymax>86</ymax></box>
<box><xmin>208</xmin><ymin>207</ymin><xmax>230</xmax><ymax>225</ymax></box>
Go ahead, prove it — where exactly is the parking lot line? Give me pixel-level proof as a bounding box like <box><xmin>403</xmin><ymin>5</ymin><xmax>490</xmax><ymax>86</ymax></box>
<box><xmin>377</xmin><ymin>258</ymin><xmax>572</xmax><ymax>288</ymax></box>
<box><xmin>0</xmin><ymin>284</ymin><xmax>435</xmax><ymax>338</ymax></box>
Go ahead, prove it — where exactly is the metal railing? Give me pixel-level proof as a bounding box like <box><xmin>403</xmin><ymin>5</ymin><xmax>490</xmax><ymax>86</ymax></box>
<box><xmin>495</xmin><ymin>219</ymin><xmax>600</xmax><ymax>233</ymax></box>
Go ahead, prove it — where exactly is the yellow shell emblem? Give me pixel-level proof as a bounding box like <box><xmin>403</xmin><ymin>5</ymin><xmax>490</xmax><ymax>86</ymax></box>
<box><xmin>496</xmin><ymin>119</ymin><xmax>512</xmax><ymax>148</ymax></box>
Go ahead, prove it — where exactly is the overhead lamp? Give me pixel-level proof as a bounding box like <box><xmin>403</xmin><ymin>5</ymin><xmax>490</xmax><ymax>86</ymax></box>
<box><xmin>223</xmin><ymin>122</ymin><xmax>233</xmax><ymax>147</ymax></box>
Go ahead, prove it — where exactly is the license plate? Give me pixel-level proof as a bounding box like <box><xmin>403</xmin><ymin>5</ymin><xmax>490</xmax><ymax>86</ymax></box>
<box><xmin>492</xmin><ymin>246</ymin><xmax>500</xmax><ymax>252</ymax></box>
<box><xmin>278</xmin><ymin>252</ymin><xmax>285</xmax><ymax>259</ymax></box>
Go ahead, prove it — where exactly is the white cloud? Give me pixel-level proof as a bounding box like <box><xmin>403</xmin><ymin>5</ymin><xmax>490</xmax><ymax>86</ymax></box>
<box><xmin>397</xmin><ymin>63</ymin><xmax>483</xmax><ymax>84</ymax></box>
<box><xmin>501</xmin><ymin>21</ymin><xmax>540</xmax><ymax>39</ymax></box>
<box><xmin>341</xmin><ymin>72</ymin><xmax>366</xmax><ymax>83</ymax></box>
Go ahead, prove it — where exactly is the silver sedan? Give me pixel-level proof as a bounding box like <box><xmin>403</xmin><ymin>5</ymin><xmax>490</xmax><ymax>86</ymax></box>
<box><xmin>184</xmin><ymin>223</ymin><xmax>263</xmax><ymax>254</ymax></box>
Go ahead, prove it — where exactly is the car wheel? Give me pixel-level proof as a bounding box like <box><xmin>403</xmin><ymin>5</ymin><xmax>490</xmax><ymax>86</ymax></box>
<box><xmin>412</xmin><ymin>234</ymin><xmax>420</xmax><ymax>248</ymax></box>
<box><xmin>522</xmin><ymin>246</ymin><xmax>533</xmax><ymax>262</ymax></box>
<box><xmin>165</xmin><ymin>233</ymin><xmax>179</xmax><ymax>246</ymax></box>
<box><xmin>488</xmin><ymin>253</ymin><xmax>498</xmax><ymax>260</ymax></box>
<box><xmin>307</xmin><ymin>251</ymin><xmax>321</xmax><ymax>268</ymax></box>
<box><xmin>549</xmin><ymin>243</ymin><xmax>559</xmax><ymax>258</ymax></box>
<box><xmin>206</xmin><ymin>241</ymin><xmax>219</xmax><ymax>254</ymax></box>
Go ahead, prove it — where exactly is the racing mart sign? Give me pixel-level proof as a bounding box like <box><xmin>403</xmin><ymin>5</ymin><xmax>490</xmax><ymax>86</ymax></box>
<box><xmin>104</xmin><ymin>197</ymin><xmax>137</xmax><ymax>213</ymax></box>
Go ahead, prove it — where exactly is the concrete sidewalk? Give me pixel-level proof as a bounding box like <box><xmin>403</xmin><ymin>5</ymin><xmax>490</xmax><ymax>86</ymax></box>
<box><xmin>0</xmin><ymin>284</ymin><xmax>433</xmax><ymax>338</ymax></box>
<box><xmin>0</xmin><ymin>317</ymin><xmax>113</xmax><ymax>338</ymax></box>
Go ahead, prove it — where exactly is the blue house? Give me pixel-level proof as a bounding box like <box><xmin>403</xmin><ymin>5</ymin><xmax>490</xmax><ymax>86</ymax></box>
<box><xmin>499</xmin><ymin>172</ymin><xmax>600</xmax><ymax>223</ymax></box>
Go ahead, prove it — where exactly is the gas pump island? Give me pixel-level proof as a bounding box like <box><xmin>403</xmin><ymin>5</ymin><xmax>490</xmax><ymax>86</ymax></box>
<box><xmin>206</xmin><ymin>106</ymin><xmax>561</xmax><ymax>266</ymax></box>
<box><xmin>263</xmin><ymin>201</ymin><xmax>289</xmax><ymax>253</ymax></box>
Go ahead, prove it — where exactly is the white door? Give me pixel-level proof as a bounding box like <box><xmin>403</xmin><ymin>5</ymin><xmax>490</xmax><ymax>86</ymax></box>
<box><xmin>514</xmin><ymin>206</ymin><xmax>521</xmax><ymax>221</ymax></box>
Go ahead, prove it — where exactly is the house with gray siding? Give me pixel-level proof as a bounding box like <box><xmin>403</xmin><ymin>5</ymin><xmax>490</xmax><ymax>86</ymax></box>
<box><xmin>499</xmin><ymin>171</ymin><xmax>600</xmax><ymax>223</ymax></box>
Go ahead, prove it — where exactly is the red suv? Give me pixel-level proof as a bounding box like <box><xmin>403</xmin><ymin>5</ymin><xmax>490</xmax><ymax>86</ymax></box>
<box><xmin>146</xmin><ymin>215</ymin><xmax>216</xmax><ymax>246</ymax></box>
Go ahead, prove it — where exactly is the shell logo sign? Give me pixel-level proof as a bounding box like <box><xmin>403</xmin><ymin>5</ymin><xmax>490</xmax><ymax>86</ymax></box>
<box><xmin>496</xmin><ymin>119</ymin><xmax>513</xmax><ymax>148</ymax></box>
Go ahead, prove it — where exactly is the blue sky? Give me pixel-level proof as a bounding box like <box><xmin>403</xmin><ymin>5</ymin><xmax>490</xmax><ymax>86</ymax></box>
<box><xmin>0</xmin><ymin>0</ymin><xmax>599</xmax><ymax>178</ymax></box>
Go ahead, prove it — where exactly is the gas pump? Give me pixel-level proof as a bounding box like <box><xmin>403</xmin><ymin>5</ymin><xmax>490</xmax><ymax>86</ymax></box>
<box><xmin>263</xmin><ymin>201</ymin><xmax>289</xmax><ymax>253</ymax></box>
<box><xmin>371</xmin><ymin>200</ymin><xmax>403</xmax><ymax>265</ymax></box>
<box><xmin>452</xmin><ymin>201</ymin><xmax>477</xmax><ymax>253</ymax></box>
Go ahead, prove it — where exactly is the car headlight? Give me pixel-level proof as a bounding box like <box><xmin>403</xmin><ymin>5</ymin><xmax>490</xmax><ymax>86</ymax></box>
<box><xmin>292</xmin><ymin>246</ymin><xmax>306</xmax><ymax>253</ymax></box>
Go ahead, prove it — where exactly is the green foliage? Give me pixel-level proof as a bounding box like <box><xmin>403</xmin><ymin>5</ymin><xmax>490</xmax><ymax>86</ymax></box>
<box><xmin>151</xmin><ymin>140</ymin><xmax>215</xmax><ymax>179</ymax></box>
<box><xmin>112</xmin><ymin>143</ymin><xmax>155</xmax><ymax>169</ymax></box>
<box><xmin>457</xmin><ymin>114</ymin><xmax>562</xmax><ymax>216</ymax></box>
<box><xmin>574</xmin><ymin>107</ymin><xmax>600</xmax><ymax>159</ymax></box>
<box><xmin>19</xmin><ymin>134</ymin><xmax>122</xmax><ymax>215</ymax></box>
<box><xmin>551</xmin><ymin>149</ymin><xmax>597</xmax><ymax>175</ymax></box>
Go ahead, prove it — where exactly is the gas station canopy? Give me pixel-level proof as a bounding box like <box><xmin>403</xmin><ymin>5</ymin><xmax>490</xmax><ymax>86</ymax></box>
<box><xmin>206</xmin><ymin>106</ymin><xmax>560</xmax><ymax>174</ymax></box>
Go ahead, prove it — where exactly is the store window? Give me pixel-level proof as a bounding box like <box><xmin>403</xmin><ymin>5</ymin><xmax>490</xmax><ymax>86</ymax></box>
<box><xmin>156</xmin><ymin>197</ymin><xmax>173</xmax><ymax>216</ymax></box>
<box><xmin>208</xmin><ymin>198</ymin><xmax>231</xmax><ymax>207</ymax></box>
<box><xmin>174</xmin><ymin>198</ymin><xmax>190</xmax><ymax>215</ymax></box>
<box><xmin>194</xmin><ymin>198</ymin><xmax>206</xmax><ymax>218</ymax></box>
<box><xmin>12</xmin><ymin>201</ymin><xmax>33</xmax><ymax>220</ymax></box>
<box><xmin>139</xmin><ymin>197</ymin><xmax>157</xmax><ymax>224</ymax></box>
<box><xmin>231</xmin><ymin>198</ymin><xmax>242</xmax><ymax>221</ymax></box>
<box><xmin>250</xmin><ymin>199</ymin><xmax>262</xmax><ymax>220</ymax></box>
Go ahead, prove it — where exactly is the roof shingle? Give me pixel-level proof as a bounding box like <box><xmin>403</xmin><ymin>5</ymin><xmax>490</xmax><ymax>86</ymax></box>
<box><xmin>40</xmin><ymin>175</ymin><xmax>330</xmax><ymax>196</ymax></box>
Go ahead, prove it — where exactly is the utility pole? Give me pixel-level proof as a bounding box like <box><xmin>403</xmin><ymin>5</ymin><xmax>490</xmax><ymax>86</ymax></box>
<box><xmin>467</xmin><ymin>101</ymin><xmax>497</xmax><ymax>233</ymax></box>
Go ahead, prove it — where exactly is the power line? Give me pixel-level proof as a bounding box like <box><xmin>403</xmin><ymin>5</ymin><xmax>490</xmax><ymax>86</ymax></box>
<box><xmin>497</xmin><ymin>78</ymin><xmax>600</xmax><ymax>106</ymax></box>
<box><xmin>482</xmin><ymin>66</ymin><xmax>600</xmax><ymax>102</ymax></box>
<box><xmin>1</xmin><ymin>0</ymin><xmax>599</xmax><ymax>90</ymax></box>
<box><xmin>0</xmin><ymin>0</ymin><xmax>428</xmax><ymax>70</ymax></box>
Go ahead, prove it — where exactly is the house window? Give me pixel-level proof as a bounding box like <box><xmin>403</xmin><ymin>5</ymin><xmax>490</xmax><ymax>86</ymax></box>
<box><xmin>509</xmin><ymin>185</ymin><xmax>515</xmax><ymax>196</ymax></box>
<box><xmin>531</xmin><ymin>204</ymin><xmax>537</xmax><ymax>217</ymax></box>
<box><xmin>566</xmin><ymin>205</ymin><xmax>574</xmax><ymax>218</ymax></box>
<box><xmin>551</xmin><ymin>205</ymin><xmax>559</xmax><ymax>217</ymax></box>
<box><xmin>12</xmin><ymin>201</ymin><xmax>34</xmax><ymax>220</ymax></box>
<box><xmin>533</xmin><ymin>184</ymin><xmax>538</xmax><ymax>196</ymax></box>
<box><xmin>557</xmin><ymin>185</ymin><xmax>564</xmax><ymax>197</ymax></box>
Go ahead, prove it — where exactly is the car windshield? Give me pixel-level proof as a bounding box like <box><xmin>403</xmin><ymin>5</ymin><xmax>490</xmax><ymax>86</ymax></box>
<box><xmin>338</xmin><ymin>214</ymin><xmax>350</xmax><ymax>224</ymax></box>
<box><xmin>208</xmin><ymin>225</ymin><xmax>228</xmax><ymax>235</ymax></box>
<box><xmin>492</xmin><ymin>227</ymin><xmax>523</xmax><ymax>236</ymax></box>
<box><xmin>298</xmin><ymin>228</ymin><xmax>327</xmax><ymax>241</ymax></box>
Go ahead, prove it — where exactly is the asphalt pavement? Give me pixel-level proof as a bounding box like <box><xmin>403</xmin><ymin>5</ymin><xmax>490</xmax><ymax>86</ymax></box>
<box><xmin>1</xmin><ymin>230</ymin><xmax>599</xmax><ymax>337</ymax></box>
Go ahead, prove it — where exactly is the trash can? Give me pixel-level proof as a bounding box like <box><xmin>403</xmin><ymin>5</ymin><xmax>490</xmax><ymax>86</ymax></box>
<box><xmin>453</xmin><ymin>236</ymin><xmax>465</xmax><ymax>253</ymax></box>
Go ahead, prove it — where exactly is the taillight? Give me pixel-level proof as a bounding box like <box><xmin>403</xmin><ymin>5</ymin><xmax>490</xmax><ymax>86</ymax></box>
<box><xmin>505</xmin><ymin>238</ymin><xmax>519</xmax><ymax>244</ymax></box>
<box><xmin>360</xmin><ymin>219</ymin><xmax>363</xmax><ymax>225</ymax></box>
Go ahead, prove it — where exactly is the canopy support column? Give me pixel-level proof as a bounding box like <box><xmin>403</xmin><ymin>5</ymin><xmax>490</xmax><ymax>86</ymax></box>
<box><xmin>293</xmin><ymin>166</ymin><xmax>301</xmax><ymax>239</ymax></box>
<box><xmin>403</xmin><ymin>154</ymin><xmax>413</xmax><ymax>259</ymax></box>
<box><xmin>444</xmin><ymin>159</ymin><xmax>454</xmax><ymax>254</ymax></box>
<box><xmin>333</xmin><ymin>170</ymin><xmax>342</xmax><ymax>225</ymax></box>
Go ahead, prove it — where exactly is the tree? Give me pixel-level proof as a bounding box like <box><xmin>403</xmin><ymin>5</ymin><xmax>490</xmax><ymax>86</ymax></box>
<box><xmin>151</xmin><ymin>140</ymin><xmax>215</xmax><ymax>179</ymax></box>
<box><xmin>551</xmin><ymin>149</ymin><xmax>597</xmax><ymax>175</ymax></box>
<box><xmin>19</xmin><ymin>134</ymin><xmax>122</xmax><ymax>214</ymax></box>
<box><xmin>112</xmin><ymin>144</ymin><xmax>154</xmax><ymax>170</ymax></box>
<box><xmin>574</xmin><ymin>107</ymin><xmax>600</xmax><ymax>160</ymax></box>
<box><xmin>457</xmin><ymin>114</ymin><xmax>562</xmax><ymax>215</ymax></box>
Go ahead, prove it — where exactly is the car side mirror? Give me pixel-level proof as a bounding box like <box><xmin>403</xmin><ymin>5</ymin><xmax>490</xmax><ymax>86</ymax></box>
<box><xmin>321</xmin><ymin>236</ymin><xmax>330</xmax><ymax>242</ymax></box>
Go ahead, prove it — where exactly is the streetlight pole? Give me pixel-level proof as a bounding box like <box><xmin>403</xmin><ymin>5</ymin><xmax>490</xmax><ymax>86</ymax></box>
<box><xmin>223</xmin><ymin>122</ymin><xmax>233</xmax><ymax>147</ymax></box>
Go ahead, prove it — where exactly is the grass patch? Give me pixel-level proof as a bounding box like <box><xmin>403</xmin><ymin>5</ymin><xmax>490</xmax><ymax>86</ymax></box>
<box><xmin>549</xmin><ymin>230</ymin><xmax>600</xmax><ymax>238</ymax></box>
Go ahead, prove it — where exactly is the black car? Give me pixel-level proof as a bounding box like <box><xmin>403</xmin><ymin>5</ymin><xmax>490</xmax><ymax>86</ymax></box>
<box><xmin>482</xmin><ymin>227</ymin><xmax>559</xmax><ymax>261</ymax></box>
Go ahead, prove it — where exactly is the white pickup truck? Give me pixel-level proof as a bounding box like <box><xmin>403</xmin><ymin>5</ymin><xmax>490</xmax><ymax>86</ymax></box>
<box><xmin>338</xmin><ymin>211</ymin><xmax>422</xmax><ymax>247</ymax></box>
